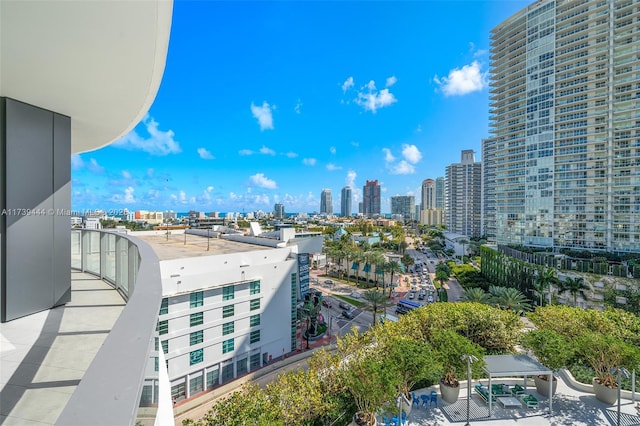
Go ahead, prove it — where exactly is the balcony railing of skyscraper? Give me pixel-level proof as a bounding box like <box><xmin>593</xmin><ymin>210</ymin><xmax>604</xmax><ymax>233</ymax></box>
<box><xmin>57</xmin><ymin>229</ymin><xmax>165</xmax><ymax>426</ymax></box>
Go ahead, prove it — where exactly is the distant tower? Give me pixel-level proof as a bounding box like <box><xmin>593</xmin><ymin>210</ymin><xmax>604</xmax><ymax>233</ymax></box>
<box><xmin>421</xmin><ymin>179</ymin><xmax>435</xmax><ymax>211</ymax></box>
<box><xmin>445</xmin><ymin>150</ymin><xmax>481</xmax><ymax>237</ymax></box>
<box><xmin>362</xmin><ymin>180</ymin><xmax>381</xmax><ymax>218</ymax></box>
<box><xmin>274</xmin><ymin>203</ymin><xmax>285</xmax><ymax>219</ymax></box>
<box><xmin>435</xmin><ymin>177</ymin><xmax>445</xmax><ymax>210</ymax></box>
<box><xmin>341</xmin><ymin>186</ymin><xmax>352</xmax><ymax>217</ymax></box>
<box><xmin>391</xmin><ymin>195</ymin><xmax>415</xmax><ymax>222</ymax></box>
<box><xmin>320</xmin><ymin>189</ymin><xmax>333</xmax><ymax>215</ymax></box>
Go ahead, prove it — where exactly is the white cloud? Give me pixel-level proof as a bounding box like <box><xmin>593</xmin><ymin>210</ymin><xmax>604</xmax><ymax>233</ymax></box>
<box><xmin>326</xmin><ymin>163</ymin><xmax>342</xmax><ymax>171</ymax></box>
<box><xmin>113</xmin><ymin>115</ymin><xmax>181</xmax><ymax>155</ymax></box>
<box><xmin>346</xmin><ymin>170</ymin><xmax>357</xmax><ymax>187</ymax></box>
<box><xmin>147</xmin><ymin>168</ymin><xmax>155</xmax><ymax>178</ymax></box>
<box><xmin>382</xmin><ymin>148</ymin><xmax>396</xmax><ymax>163</ymax></box>
<box><xmin>385</xmin><ymin>76</ymin><xmax>397</xmax><ymax>87</ymax></box>
<box><xmin>239</xmin><ymin>149</ymin><xmax>254</xmax><ymax>156</ymax></box>
<box><xmin>259</xmin><ymin>145</ymin><xmax>276</xmax><ymax>156</ymax></box>
<box><xmin>253</xmin><ymin>194</ymin><xmax>270</xmax><ymax>205</ymax></box>
<box><xmin>433</xmin><ymin>60</ymin><xmax>487</xmax><ymax>96</ymax></box>
<box><xmin>285</xmin><ymin>152</ymin><xmax>298</xmax><ymax>158</ymax></box>
<box><xmin>197</xmin><ymin>147</ymin><xmax>215</xmax><ymax>160</ymax></box>
<box><xmin>122</xmin><ymin>170</ymin><xmax>132</xmax><ymax>179</ymax></box>
<box><xmin>355</xmin><ymin>80</ymin><xmax>397</xmax><ymax>113</ymax></box>
<box><xmin>351</xmin><ymin>140</ymin><xmax>359</xmax><ymax>147</ymax></box>
<box><xmin>249</xmin><ymin>173</ymin><xmax>277</xmax><ymax>189</ymax></box>
<box><xmin>329</xmin><ymin>146</ymin><xmax>336</xmax><ymax>155</ymax></box>
<box><xmin>391</xmin><ymin>160</ymin><xmax>415</xmax><ymax>175</ymax></box>
<box><xmin>251</xmin><ymin>101</ymin><xmax>274</xmax><ymax>131</ymax></box>
<box><xmin>401</xmin><ymin>144</ymin><xmax>422</xmax><ymax>164</ymax></box>
<box><xmin>87</xmin><ymin>158</ymin><xmax>105</xmax><ymax>174</ymax></box>
<box><xmin>294</xmin><ymin>99</ymin><xmax>302</xmax><ymax>114</ymax></box>
<box><xmin>71</xmin><ymin>154</ymin><xmax>84</xmax><ymax>170</ymax></box>
<box><xmin>342</xmin><ymin>76</ymin><xmax>354</xmax><ymax>93</ymax></box>
<box><xmin>112</xmin><ymin>186</ymin><xmax>136</xmax><ymax>203</ymax></box>
<box><xmin>303</xmin><ymin>158</ymin><xmax>316</xmax><ymax>166</ymax></box>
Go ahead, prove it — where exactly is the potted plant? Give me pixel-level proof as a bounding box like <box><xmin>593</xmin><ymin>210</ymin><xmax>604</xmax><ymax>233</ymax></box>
<box><xmin>575</xmin><ymin>332</ymin><xmax>640</xmax><ymax>405</ymax></box>
<box><xmin>430</xmin><ymin>329</ymin><xmax>485</xmax><ymax>403</ymax></box>
<box><xmin>520</xmin><ymin>329</ymin><xmax>574</xmax><ymax>395</ymax></box>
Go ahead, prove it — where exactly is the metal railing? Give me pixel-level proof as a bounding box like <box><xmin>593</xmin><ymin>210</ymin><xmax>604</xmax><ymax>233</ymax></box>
<box><xmin>58</xmin><ymin>229</ymin><xmax>163</xmax><ymax>426</ymax></box>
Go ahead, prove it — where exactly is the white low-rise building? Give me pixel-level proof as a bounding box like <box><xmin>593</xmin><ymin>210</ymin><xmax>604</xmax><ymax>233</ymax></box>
<box><xmin>135</xmin><ymin>228</ymin><xmax>319</xmax><ymax>402</ymax></box>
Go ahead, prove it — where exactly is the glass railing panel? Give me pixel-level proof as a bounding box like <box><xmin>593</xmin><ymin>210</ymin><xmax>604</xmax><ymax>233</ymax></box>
<box><xmin>86</xmin><ymin>231</ymin><xmax>101</xmax><ymax>274</ymax></box>
<box><xmin>117</xmin><ymin>235</ymin><xmax>129</xmax><ymax>295</ymax></box>
<box><xmin>71</xmin><ymin>230</ymin><xmax>82</xmax><ymax>269</ymax></box>
<box><xmin>104</xmin><ymin>233</ymin><xmax>116</xmax><ymax>283</ymax></box>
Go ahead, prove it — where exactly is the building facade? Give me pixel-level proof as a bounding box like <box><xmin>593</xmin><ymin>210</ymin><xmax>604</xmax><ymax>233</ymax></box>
<box><xmin>341</xmin><ymin>186</ymin><xmax>352</xmax><ymax>217</ymax></box>
<box><xmin>481</xmin><ymin>137</ymin><xmax>497</xmax><ymax>241</ymax></box>
<box><xmin>362</xmin><ymin>180</ymin><xmax>381</xmax><ymax>218</ymax></box>
<box><xmin>435</xmin><ymin>177</ymin><xmax>445</xmax><ymax>210</ymax></box>
<box><xmin>445</xmin><ymin>150</ymin><xmax>482</xmax><ymax>237</ymax></box>
<box><xmin>487</xmin><ymin>0</ymin><xmax>640</xmax><ymax>253</ymax></box>
<box><xmin>390</xmin><ymin>195</ymin><xmax>415</xmax><ymax>222</ymax></box>
<box><xmin>420</xmin><ymin>178</ymin><xmax>443</xmax><ymax>226</ymax></box>
<box><xmin>274</xmin><ymin>203</ymin><xmax>285</xmax><ymax>219</ymax></box>
<box><xmin>320</xmin><ymin>189</ymin><xmax>332</xmax><ymax>215</ymax></box>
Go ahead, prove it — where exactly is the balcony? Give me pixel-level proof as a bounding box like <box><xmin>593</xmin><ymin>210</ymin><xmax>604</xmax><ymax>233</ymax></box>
<box><xmin>0</xmin><ymin>230</ymin><xmax>165</xmax><ymax>425</ymax></box>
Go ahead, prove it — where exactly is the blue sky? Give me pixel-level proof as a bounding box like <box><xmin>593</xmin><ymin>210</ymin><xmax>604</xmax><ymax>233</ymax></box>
<box><xmin>72</xmin><ymin>0</ymin><xmax>530</xmax><ymax>214</ymax></box>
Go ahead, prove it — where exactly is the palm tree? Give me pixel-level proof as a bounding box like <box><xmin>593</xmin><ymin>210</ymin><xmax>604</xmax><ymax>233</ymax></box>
<box><xmin>558</xmin><ymin>276</ymin><xmax>590</xmax><ymax>307</ymax></box>
<box><xmin>461</xmin><ymin>287</ymin><xmax>493</xmax><ymax>304</ymax></box>
<box><xmin>370</xmin><ymin>251</ymin><xmax>386</xmax><ymax>289</ymax></box>
<box><xmin>352</xmin><ymin>251</ymin><xmax>364</xmax><ymax>286</ymax></box>
<box><xmin>385</xmin><ymin>260</ymin><xmax>403</xmax><ymax>298</ymax></box>
<box><xmin>362</xmin><ymin>289</ymin><xmax>387</xmax><ymax>326</ymax></box>
<box><xmin>489</xmin><ymin>286</ymin><xmax>532</xmax><ymax>314</ymax></box>
<box><xmin>533</xmin><ymin>267</ymin><xmax>558</xmax><ymax>306</ymax></box>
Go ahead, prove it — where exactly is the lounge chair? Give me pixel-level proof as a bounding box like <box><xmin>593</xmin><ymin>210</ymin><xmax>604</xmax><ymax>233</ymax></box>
<box><xmin>474</xmin><ymin>384</ymin><xmax>496</xmax><ymax>404</ymax></box>
<box><xmin>510</xmin><ymin>384</ymin><xmax>526</xmax><ymax>397</ymax></box>
<box><xmin>491</xmin><ymin>383</ymin><xmax>509</xmax><ymax>395</ymax></box>
<box><xmin>520</xmin><ymin>394</ymin><xmax>538</xmax><ymax>408</ymax></box>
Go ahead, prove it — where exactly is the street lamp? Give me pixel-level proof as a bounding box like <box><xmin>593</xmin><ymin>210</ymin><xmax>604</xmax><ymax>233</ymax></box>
<box><xmin>610</xmin><ymin>366</ymin><xmax>630</xmax><ymax>426</ymax></box>
<box><xmin>461</xmin><ymin>354</ymin><xmax>478</xmax><ymax>426</ymax></box>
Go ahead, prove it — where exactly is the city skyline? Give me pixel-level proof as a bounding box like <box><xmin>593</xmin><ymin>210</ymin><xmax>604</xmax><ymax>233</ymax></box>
<box><xmin>70</xmin><ymin>1</ymin><xmax>530</xmax><ymax>214</ymax></box>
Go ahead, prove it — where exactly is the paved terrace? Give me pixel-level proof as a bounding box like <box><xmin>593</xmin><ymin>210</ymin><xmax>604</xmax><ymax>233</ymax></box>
<box><xmin>0</xmin><ymin>271</ymin><xmax>125</xmax><ymax>425</ymax></box>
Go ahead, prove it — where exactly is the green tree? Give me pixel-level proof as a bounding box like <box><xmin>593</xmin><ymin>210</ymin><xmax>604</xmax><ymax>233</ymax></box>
<box><xmin>401</xmin><ymin>253</ymin><xmax>414</xmax><ymax>273</ymax></box>
<box><xmin>558</xmin><ymin>276</ymin><xmax>590</xmax><ymax>307</ymax></box>
<box><xmin>489</xmin><ymin>286</ymin><xmax>532</xmax><ymax>314</ymax></box>
<box><xmin>362</xmin><ymin>289</ymin><xmax>387</xmax><ymax>326</ymax></box>
<box><xmin>460</xmin><ymin>287</ymin><xmax>493</xmax><ymax>304</ymax></box>
<box><xmin>384</xmin><ymin>260</ymin><xmax>403</xmax><ymax>298</ymax></box>
<box><xmin>429</xmin><ymin>329</ymin><xmax>485</xmax><ymax>387</ymax></box>
<box><xmin>533</xmin><ymin>267</ymin><xmax>558</xmax><ymax>306</ymax></box>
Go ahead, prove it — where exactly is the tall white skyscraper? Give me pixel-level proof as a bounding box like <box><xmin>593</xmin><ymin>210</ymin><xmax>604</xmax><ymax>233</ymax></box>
<box><xmin>486</xmin><ymin>0</ymin><xmax>640</xmax><ymax>253</ymax></box>
<box><xmin>341</xmin><ymin>186</ymin><xmax>352</xmax><ymax>217</ymax></box>
<box><xmin>446</xmin><ymin>150</ymin><xmax>482</xmax><ymax>237</ymax></box>
<box><xmin>320</xmin><ymin>189</ymin><xmax>332</xmax><ymax>215</ymax></box>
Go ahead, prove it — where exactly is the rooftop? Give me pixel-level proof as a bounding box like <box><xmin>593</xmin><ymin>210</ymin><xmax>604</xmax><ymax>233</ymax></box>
<box><xmin>134</xmin><ymin>231</ymin><xmax>271</xmax><ymax>261</ymax></box>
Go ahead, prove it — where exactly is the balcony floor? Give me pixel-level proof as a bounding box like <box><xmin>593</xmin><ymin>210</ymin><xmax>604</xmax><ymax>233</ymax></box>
<box><xmin>0</xmin><ymin>271</ymin><xmax>125</xmax><ymax>425</ymax></box>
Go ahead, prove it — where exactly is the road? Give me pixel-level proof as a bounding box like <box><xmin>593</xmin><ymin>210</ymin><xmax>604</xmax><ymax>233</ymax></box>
<box><xmin>406</xmin><ymin>247</ymin><xmax>464</xmax><ymax>302</ymax></box>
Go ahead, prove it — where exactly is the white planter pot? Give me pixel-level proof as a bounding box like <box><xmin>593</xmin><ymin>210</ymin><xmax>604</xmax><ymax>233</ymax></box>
<box><xmin>534</xmin><ymin>375</ymin><xmax>557</xmax><ymax>396</ymax></box>
<box><xmin>440</xmin><ymin>381</ymin><xmax>460</xmax><ymax>403</ymax></box>
<box><xmin>592</xmin><ymin>378</ymin><xmax>618</xmax><ymax>405</ymax></box>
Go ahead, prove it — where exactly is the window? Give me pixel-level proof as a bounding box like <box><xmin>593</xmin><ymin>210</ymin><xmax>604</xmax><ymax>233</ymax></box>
<box><xmin>250</xmin><ymin>299</ymin><xmax>260</xmax><ymax>311</ymax></box>
<box><xmin>158</xmin><ymin>320</ymin><xmax>168</xmax><ymax>335</ymax></box>
<box><xmin>222</xmin><ymin>338</ymin><xmax>234</xmax><ymax>354</ymax></box>
<box><xmin>190</xmin><ymin>348</ymin><xmax>203</xmax><ymax>365</ymax></box>
<box><xmin>222</xmin><ymin>321</ymin><xmax>234</xmax><ymax>336</ymax></box>
<box><xmin>206</xmin><ymin>369</ymin><xmax>219</xmax><ymax>389</ymax></box>
<box><xmin>161</xmin><ymin>340</ymin><xmax>168</xmax><ymax>354</ymax></box>
<box><xmin>250</xmin><ymin>281</ymin><xmax>260</xmax><ymax>295</ymax></box>
<box><xmin>189</xmin><ymin>375</ymin><xmax>203</xmax><ymax>395</ymax></box>
<box><xmin>222</xmin><ymin>305</ymin><xmax>234</xmax><ymax>318</ymax></box>
<box><xmin>250</xmin><ymin>353</ymin><xmax>261</xmax><ymax>370</ymax></box>
<box><xmin>250</xmin><ymin>329</ymin><xmax>260</xmax><ymax>344</ymax></box>
<box><xmin>154</xmin><ymin>357</ymin><xmax>158</xmax><ymax>372</ymax></box>
<box><xmin>190</xmin><ymin>312</ymin><xmax>203</xmax><ymax>327</ymax></box>
<box><xmin>237</xmin><ymin>358</ymin><xmax>248</xmax><ymax>376</ymax></box>
<box><xmin>190</xmin><ymin>330</ymin><xmax>203</xmax><ymax>346</ymax></box>
<box><xmin>190</xmin><ymin>291</ymin><xmax>203</xmax><ymax>308</ymax></box>
<box><xmin>159</xmin><ymin>298</ymin><xmax>168</xmax><ymax>315</ymax></box>
<box><xmin>155</xmin><ymin>337</ymin><xmax>158</xmax><ymax>351</ymax></box>
<box><xmin>250</xmin><ymin>314</ymin><xmax>260</xmax><ymax>327</ymax></box>
<box><xmin>222</xmin><ymin>285</ymin><xmax>234</xmax><ymax>301</ymax></box>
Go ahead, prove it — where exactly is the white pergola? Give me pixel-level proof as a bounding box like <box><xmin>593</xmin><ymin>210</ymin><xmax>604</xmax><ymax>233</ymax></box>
<box><xmin>483</xmin><ymin>354</ymin><xmax>553</xmax><ymax>417</ymax></box>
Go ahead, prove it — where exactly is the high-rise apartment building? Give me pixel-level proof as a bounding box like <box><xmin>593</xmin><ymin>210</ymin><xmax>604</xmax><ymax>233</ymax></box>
<box><xmin>341</xmin><ymin>186</ymin><xmax>352</xmax><ymax>217</ymax></box>
<box><xmin>481</xmin><ymin>138</ymin><xmax>497</xmax><ymax>241</ymax></box>
<box><xmin>391</xmin><ymin>195</ymin><xmax>415</xmax><ymax>222</ymax></box>
<box><xmin>486</xmin><ymin>0</ymin><xmax>640</xmax><ymax>253</ymax></box>
<box><xmin>435</xmin><ymin>177</ymin><xmax>445</xmax><ymax>210</ymax></box>
<box><xmin>420</xmin><ymin>178</ymin><xmax>443</xmax><ymax>226</ymax></box>
<box><xmin>362</xmin><ymin>180</ymin><xmax>381</xmax><ymax>218</ymax></box>
<box><xmin>274</xmin><ymin>203</ymin><xmax>285</xmax><ymax>219</ymax></box>
<box><xmin>446</xmin><ymin>150</ymin><xmax>482</xmax><ymax>237</ymax></box>
<box><xmin>320</xmin><ymin>189</ymin><xmax>333</xmax><ymax>215</ymax></box>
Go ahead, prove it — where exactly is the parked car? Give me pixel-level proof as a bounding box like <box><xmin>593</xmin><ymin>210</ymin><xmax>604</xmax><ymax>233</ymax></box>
<box><xmin>408</xmin><ymin>292</ymin><xmax>415</xmax><ymax>299</ymax></box>
<box><xmin>418</xmin><ymin>293</ymin><xmax>425</xmax><ymax>300</ymax></box>
<box><xmin>342</xmin><ymin>310</ymin><xmax>355</xmax><ymax>319</ymax></box>
<box><xmin>322</xmin><ymin>299</ymin><xmax>332</xmax><ymax>308</ymax></box>
<box><xmin>427</xmin><ymin>295</ymin><xmax>434</xmax><ymax>303</ymax></box>
<box><xmin>324</xmin><ymin>279</ymin><xmax>334</xmax><ymax>285</ymax></box>
<box><xmin>339</xmin><ymin>301</ymin><xmax>350</xmax><ymax>310</ymax></box>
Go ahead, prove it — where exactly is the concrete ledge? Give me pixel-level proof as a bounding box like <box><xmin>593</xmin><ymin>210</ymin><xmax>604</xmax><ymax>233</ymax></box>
<box><xmin>558</xmin><ymin>368</ymin><xmax>637</xmax><ymax>401</ymax></box>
